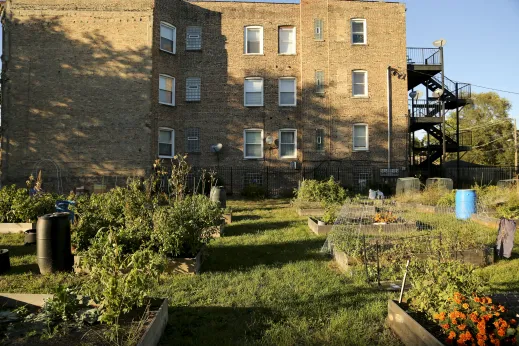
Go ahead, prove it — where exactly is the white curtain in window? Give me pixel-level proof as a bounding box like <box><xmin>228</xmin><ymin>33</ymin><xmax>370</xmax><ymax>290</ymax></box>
<box><xmin>353</xmin><ymin>125</ymin><xmax>367</xmax><ymax>148</ymax></box>
<box><xmin>280</xmin><ymin>131</ymin><xmax>296</xmax><ymax>157</ymax></box>
<box><xmin>279</xmin><ymin>79</ymin><xmax>296</xmax><ymax>105</ymax></box>
<box><xmin>279</xmin><ymin>27</ymin><xmax>295</xmax><ymax>54</ymax></box>
<box><xmin>245</xmin><ymin>79</ymin><xmax>263</xmax><ymax>105</ymax></box>
<box><xmin>245</xmin><ymin>131</ymin><xmax>262</xmax><ymax>157</ymax></box>
<box><xmin>247</xmin><ymin>28</ymin><xmax>261</xmax><ymax>54</ymax></box>
<box><xmin>160</xmin><ymin>24</ymin><xmax>175</xmax><ymax>52</ymax></box>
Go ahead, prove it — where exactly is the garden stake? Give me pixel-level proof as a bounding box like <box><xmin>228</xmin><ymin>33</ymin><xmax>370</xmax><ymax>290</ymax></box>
<box><xmin>363</xmin><ymin>235</ymin><xmax>369</xmax><ymax>284</ymax></box>
<box><xmin>398</xmin><ymin>259</ymin><xmax>410</xmax><ymax>304</ymax></box>
<box><xmin>376</xmin><ymin>240</ymin><xmax>381</xmax><ymax>287</ymax></box>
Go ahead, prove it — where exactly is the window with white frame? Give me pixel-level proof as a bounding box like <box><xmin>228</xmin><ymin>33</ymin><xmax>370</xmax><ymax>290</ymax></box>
<box><xmin>352</xmin><ymin>70</ymin><xmax>367</xmax><ymax>97</ymax></box>
<box><xmin>279</xmin><ymin>26</ymin><xmax>296</xmax><ymax>55</ymax></box>
<box><xmin>279</xmin><ymin>78</ymin><xmax>296</xmax><ymax>106</ymax></box>
<box><xmin>244</xmin><ymin>129</ymin><xmax>264</xmax><ymax>159</ymax></box>
<box><xmin>158</xmin><ymin>128</ymin><xmax>175</xmax><ymax>158</ymax></box>
<box><xmin>353</xmin><ymin>124</ymin><xmax>368</xmax><ymax>151</ymax></box>
<box><xmin>351</xmin><ymin>19</ymin><xmax>366</xmax><ymax>44</ymax></box>
<box><xmin>159</xmin><ymin>75</ymin><xmax>175</xmax><ymax>105</ymax></box>
<box><xmin>244</xmin><ymin>26</ymin><xmax>263</xmax><ymax>54</ymax></box>
<box><xmin>185</xmin><ymin>127</ymin><xmax>200</xmax><ymax>153</ymax></box>
<box><xmin>186</xmin><ymin>77</ymin><xmax>201</xmax><ymax>102</ymax></box>
<box><xmin>186</xmin><ymin>26</ymin><xmax>202</xmax><ymax>51</ymax></box>
<box><xmin>160</xmin><ymin>22</ymin><xmax>176</xmax><ymax>53</ymax></box>
<box><xmin>244</xmin><ymin>78</ymin><xmax>264</xmax><ymax>107</ymax></box>
<box><xmin>279</xmin><ymin>129</ymin><xmax>297</xmax><ymax>158</ymax></box>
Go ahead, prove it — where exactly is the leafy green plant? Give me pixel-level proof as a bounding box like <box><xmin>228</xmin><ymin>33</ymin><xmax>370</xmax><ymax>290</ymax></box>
<box><xmin>294</xmin><ymin>178</ymin><xmax>347</xmax><ymax>206</ymax></box>
<box><xmin>42</xmin><ymin>285</ymin><xmax>83</xmax><ymax>322</ymax></box>
<box><xmin>0</xmin><ymin>185</ymin><xmax>58</xmax><ymax>223</ymax></box>
<box><xmin>82</xmin><ymin>229</ymin><xmax>165</xmax><ymax>340</ymax></box>
<box><xmin>436</xmin><ymin>189</ymin><xmax>456</xmax><ymax>207</ymax></box>
<box><xmin>152</xmin><ymin>194</ymin><xmax>222</xmax><ymax>257</ymax></box>
<box><xmin>241</xmin><ymin>184</ymin><xmax>266</xmax><ymax>199</ymax></box>
<box><xmin>406</xmin><ymin>260</ymin><xmax>488</xmax><ymax>317</ymax></box>
<box><xmin>322</xmin><ymin>203</ymin><xmax>340</xmax><ymax>224</ymax></box>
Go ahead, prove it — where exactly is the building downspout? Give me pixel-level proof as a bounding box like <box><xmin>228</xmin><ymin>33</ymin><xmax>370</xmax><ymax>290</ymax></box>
<box><xmin>387</xmin><ymin>66</ymin><xmax>392</xmax><ymax>170</ymax></box>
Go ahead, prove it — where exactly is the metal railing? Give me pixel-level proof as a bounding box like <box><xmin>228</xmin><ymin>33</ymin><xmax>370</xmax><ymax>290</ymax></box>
<box><xmin>409</xmin><ymin>99</ymin><xmax>441</xmax><ymax>118</ymax></box>
<box><xmin>449</xmin><ymin>130</ymin><xmax>473</xmax><ymax>147</ymax></box>
<box><xmin>431</xmin><ymin>75</ymin><xmax>472</xmax><ymax>100</ymax></box>
<box><xmin>406</xmin><ymin>47</ymin><xmax>442</xmax><ymax>65</ymax></box>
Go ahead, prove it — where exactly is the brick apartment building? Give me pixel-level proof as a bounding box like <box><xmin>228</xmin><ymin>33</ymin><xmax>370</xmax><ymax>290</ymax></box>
<box><xmin>0</xmin><ymin>0</ymin><xmax>408</xmax><ymax>192</ymax></box>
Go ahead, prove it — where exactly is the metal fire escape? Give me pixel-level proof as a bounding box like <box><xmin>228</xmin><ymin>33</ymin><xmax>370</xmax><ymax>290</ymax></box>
<box><xmin>407</xmin><ymin>48</ymin><xmax>472</xmax><ymax>176</ymax></box>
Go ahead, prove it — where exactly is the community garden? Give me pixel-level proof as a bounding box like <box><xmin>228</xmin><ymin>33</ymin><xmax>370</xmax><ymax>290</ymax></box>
<box><xmin>0</xmin><ymin>165</ymin><xmax>518</xmax><ymax>345</ymax></box>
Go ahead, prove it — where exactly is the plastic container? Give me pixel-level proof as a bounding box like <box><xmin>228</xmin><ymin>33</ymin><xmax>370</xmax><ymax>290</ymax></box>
<box><xmin>395</xmin><ymin>178</ymin><xmax>420</xmax><ymax>195</ymax></box>
<box><xmin>455</xmin><ymin>189</ymin><xmax>476</xmax><ymax>220</ymax></box>
<box><xmin>24</xmin><ymin>229</ymin><xmax>37</xmax><ymax>245</ymax></box>
<box><xmin>36</xmin><ymin>212</ymin><xmax>73</xmax><ymax>274</ymax></box>
<box><xmin>210</xmin><ymin>186</ymin><xmax>227</xmax><ymax>208</ymax></box>
<box><xmin>0</xmin><ymin>249</ymin><xmax>10</xmax><ymax>274</ymax></box>
<box><xmin>55</xmin><ymin>200</ymin><xmax>76</xmax><ymax>222</ymax></box>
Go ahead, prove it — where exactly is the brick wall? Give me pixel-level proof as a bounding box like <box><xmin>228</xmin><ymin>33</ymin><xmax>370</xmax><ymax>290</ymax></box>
<box><xmin>1</xmin><ymin>0</ymin><xmax>155</xmax><ymax>190</ymax></box>
<box><xmin>1</xmin><ymin>0</ymin><xmax>409</xmax><ymax>191</ymax></box>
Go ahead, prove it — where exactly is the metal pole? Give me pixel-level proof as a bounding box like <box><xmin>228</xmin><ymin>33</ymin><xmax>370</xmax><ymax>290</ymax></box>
<box><xmin>441</xmin><ymin>46</ymin><xmax>446</xmax><ymax>169</ymax></box>
<box><xmin>456</xmin><ymin>83</ymin><xmax>460</xmax><ymax>189</ymax></box>
<box><xmin>514</xmin><ymin>118</ymin><xmax>517</xmax><ymax>171</ymax></box>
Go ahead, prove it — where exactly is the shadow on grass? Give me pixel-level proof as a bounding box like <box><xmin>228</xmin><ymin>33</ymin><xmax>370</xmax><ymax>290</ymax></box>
<box><xmin>204</xmin><ymin>238</ymin><xmax>326</xmax><ymax>273</ymax></box>
<box><xmin>2</xmin><ymin>244</ymin><xmax>36</xmax><ymax>258</ymax></box>
<box><xmin>161</xmin><ymin>306</ymin><xmax>277</xmax><ymax>346</ymax></box>
<box><xmin>5</xmin><ymin>263</ymin><xmax>40</xmax><ymax>275</ymax></box>
<box><xmin>223</xmin><ymin>221</ymin><xmax>299</xmax><ymax>237</ymax></box>
<box><xmin>232</xmin><ymin>215</ymin><xmax>262</xmax><ymax>222</ymax></box>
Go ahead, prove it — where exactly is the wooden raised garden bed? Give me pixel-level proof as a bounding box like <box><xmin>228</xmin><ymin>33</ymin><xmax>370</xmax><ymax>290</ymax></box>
<box><xmin>307</xmin><ymin>217</ymin><xmax>333</xmax><ymax>235</ymax></box>
<box><xmin>387</xmin><ymin>300</ymin><xmax>444</xmax><ymax>346</ymax></box>
<box><xmin>0</xmin><ymin>222</ymin><xmax>36</xmax><ymax>234</ymax></box>
<box><xmin>223</xmin><ymin>210</ymin><xmax>232</xmax><ymax>224</ymax></box>
<box><xmin>0</xmin><ymin>293</ymin><xmax>169</xmax><ymax>346</ymax></box>
<box><xmin>470</xmin><ymin>214</ymin><xmax>501</xmax><ymax>230</ymax></box>
<box><xmin>454</xmin><ymin>246</ymin><xmax>495</xmax><ymax>267</ymax></box>
<box><xmin>166</xmin><ymin>249</ymin><xmax>203</xmax><ymax>275</ymax></box>
<box><xmin>359</xmin><ymin>222</ymin><xmax>416</xmax><ymax>234</ymax></box>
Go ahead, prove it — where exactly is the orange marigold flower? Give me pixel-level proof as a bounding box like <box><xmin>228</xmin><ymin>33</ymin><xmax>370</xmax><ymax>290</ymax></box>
<box><xmin>510</xmin><ymin>319</ymin><xmax>517</xmax><ymax>325</ymax></box>
<box><xmin>434</xmin><ymin>313</ymin><xmax>440</xmax><ymax>320</ymax></box>
<box><xmin>458</xmin><ymin>324</ymin><xmax>467</xmax><ymax>331</ymax></box>
<box><xmin>498</xmin><ymin>305</ymin><xmax>506</xmax><ymax>313</ymax></box>
<box><xmin>480</xmin><ymin>306</ymin><xmax>487</xmax><ymax>312</ymax></box>
<box><xmin>470</xmin><ymin>312</ymin><xmax>479</xmax><ymax>323</ymax></box>
<box><xmin>442</xmin><ymin>323</ymin><xmax>450</xmax><ymax>330</ymax></box>
<box><xmin>448</xmin><ymin>331</ymin><xmax>457</xmax><ymax>340</ymax></box>
<box><xmin>462</xmin><ymin>303</ymin><xmax>469</xmax><ymax>309</ymax></box>
<box><xmin>498</xmin><ymin>328</ymin><xmax>506</xmax><ymax>337</ymax></box>
<box><xmin>474</xmin><ymin>297</ymin><xmax>481</xmax><ymax>303</ymax></box>
<box><xmin>477</xmin><ymin>340</ymin><xmax>485</xmax><ymax>346</ymax></box>
<box><xmin>486</xmin><ymin>297</ymin><xmax>492</xmax><ymax>304</ymax></box>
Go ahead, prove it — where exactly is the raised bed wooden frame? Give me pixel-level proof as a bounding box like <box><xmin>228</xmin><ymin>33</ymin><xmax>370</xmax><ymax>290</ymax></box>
<box><xmin>307</xmin><ymin>217</ymin><xmax>333</xmax><ymax>235</ymax></box>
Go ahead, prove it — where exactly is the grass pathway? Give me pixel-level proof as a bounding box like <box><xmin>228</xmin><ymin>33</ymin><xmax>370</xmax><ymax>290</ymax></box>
<box><xmin>157</xmin><ymin>199</ymin><xmax>401</xmax><ymax>346</ymax></box>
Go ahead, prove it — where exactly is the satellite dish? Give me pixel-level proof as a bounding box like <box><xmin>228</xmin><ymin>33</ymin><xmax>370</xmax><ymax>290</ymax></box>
<box><xmin>265</xmin><ymin>136</ymin><xmax>274</xmax><ymax>145</ymax></box>
<box><xmin>432</xmin><ymin>39</ymin><xmax>446</xmax><ymax>47</ymax></box>
<box><xmin>433</xmin><ymin>88</ymin><xmax>444</xmax><ymax>97</ymax></box>
<box><xmin>211</xmin><ymin>143</ymin><xmax>223</xmax><ymax>153</ymax></box>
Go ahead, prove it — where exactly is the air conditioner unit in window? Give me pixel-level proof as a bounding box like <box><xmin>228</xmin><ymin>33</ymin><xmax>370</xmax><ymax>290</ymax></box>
<box><xmin>290</xmin><ymin>161</ymin><xmax>299</xmax><ymax>170</ymax></box>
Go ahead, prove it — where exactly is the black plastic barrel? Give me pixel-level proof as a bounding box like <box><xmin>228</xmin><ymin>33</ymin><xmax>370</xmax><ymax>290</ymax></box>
<box><xmin>24</xmin><ymin>229</ymin><xmax>37</xmax><ymax>245</ymax></box>
<box><xmin>0</xmin><ymin>249</ymin><xmax>10</xmax><ymax>274</ymax></box>
<box><xmin>36</xmin><ymin>212</ymin><xmax>73</xmax><ymax>274</ymax></box>
<box><xmin>210</xmin><ymin>186</ymin><xmax>227</xmax><ymax>208</ymax></box>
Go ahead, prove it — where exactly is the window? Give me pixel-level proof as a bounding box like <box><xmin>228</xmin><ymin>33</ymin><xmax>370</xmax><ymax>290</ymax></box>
<box><xmin>244</xmin><ymin>78</ymin><xmax>264</xmax><ymax>107</ymax></box>
<box><xmin>351</xmin><ymin>19</ymin><xmax>366</xmax><ymax>44</ymax></box>
<box><xmin>160</xmin><ymin>22</ymin><xmax>176</xmax><ymax>53</ymax></box>
<box><xmin>186</xmin><ymin>77</ymin><xmax>201</xmax><ymax>102</ymax></box>
<box><xmin>279</xmin><ymin>26</ymin><xmax>296</xmax><ymax>55</ymax></box>
<box><xmin>279</xmin><ymin>78</ymin><xmax>296</xmax><ymax>106</ymax></box>
<box><xmin>159</xmin><ymin>75</ymin><xmax>175</xmax><ymax>105</ymax></box>
<box><xmin>315</xmin><ymin>70</ymin><xmax>325</xmax><ymax>94</ymax></box>
<box><xmin>316</xmin><ymin>129</ymin><xmax>325</xmax><ymax>151</ymax></box>
<box><xmin>352</xmin><ymin>70</ymin><xmax>367</xmax><ymax>97</ymax></box>
<box><xmin>244</xmin><ymin>129</ymin><xmax>264</xmax><ymax>159</ymax></box>
<box><xmin>244</xmin><ymin>26</ymin><xmax>263</xmax><ymax>54</ymax></box>
<box><xmin>186</xmin><ymin>26</ymin><xmax>202</xmax><ymax>51</ymax></box>
<box><xmin>314</xmin><ymin>19</ymin><xmax>323</xmax><ymax>41</ymax></box>
<box><xmin>185</xmin><ymin>127</ymin><xmax>200</xmax><ymax>153</ymax></box>
<box><xmin>353</xmin><ymin>124</ymin><xmax>368</xmax><ymax>151</ymax></box>
<box><xmin>279</xmin><ymin>129</ymin><xmax>297</xmax><ymax>158</ymax></box>
<box><xmin>158</xmin><ymin>128</ymin><xmax>175</xmax><ymax>158</ymax></box>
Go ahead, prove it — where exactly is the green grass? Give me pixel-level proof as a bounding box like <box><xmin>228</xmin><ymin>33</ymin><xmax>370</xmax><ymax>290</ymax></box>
<box><xmin>2</xmin><ymin>199</ymin><xmax>518</xmax><ymax>345</ymax></box>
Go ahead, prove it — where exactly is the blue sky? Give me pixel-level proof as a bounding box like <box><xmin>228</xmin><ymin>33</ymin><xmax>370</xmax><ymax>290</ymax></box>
<box><xmin>1</xmin><ymin>0</ymin><xmax>518</xmax><ymax>116</ymax></box>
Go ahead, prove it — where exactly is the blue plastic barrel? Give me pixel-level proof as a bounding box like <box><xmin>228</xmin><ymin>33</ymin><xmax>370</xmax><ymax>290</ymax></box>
<box><xmin>455</xmin><ymin>189</ymin><xmax>476</xmax><ymax>220</ymax></box>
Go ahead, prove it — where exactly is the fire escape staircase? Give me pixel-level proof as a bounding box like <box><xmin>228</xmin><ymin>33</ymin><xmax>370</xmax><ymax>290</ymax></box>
<box><xmin>407</xmin><ymin>48</ymin><xmax>473</xmax><ymax>170</ymax></box>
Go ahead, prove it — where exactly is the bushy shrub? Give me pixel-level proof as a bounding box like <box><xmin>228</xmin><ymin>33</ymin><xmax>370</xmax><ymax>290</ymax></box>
<box><xmin>241</xmin><ymin>184</ymin><xmax>266</xmax><ymax>199</ymax></box>
<box><xmin>321</xmin><ymin>203</ymin><xmax>340</xmax><ymax>224</ymax></box>
<box><xmin>152</xmin><ymin>194</ymin><xmax>222</xmax><ymax>257</ymax></box>
<box><xmin>437</xmin><ymin>190</ymin><xmax>456</xmax><ymax>207</ymax></box>
<box><xmin>294</xmin><ymin>177</ymin><xmax>348</xmax><ymax>206</ymax></box>
<box><xmin>0</xmin><ymin>185</ymin><xmax>58</xmax><ymax>223</ymax></box>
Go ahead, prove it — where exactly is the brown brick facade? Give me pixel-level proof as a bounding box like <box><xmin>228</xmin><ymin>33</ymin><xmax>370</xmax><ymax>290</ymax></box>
<box><xmin>1</xmin><ymin>0</ymin><xmax>408</xmax><ymax>190</ymax></box>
